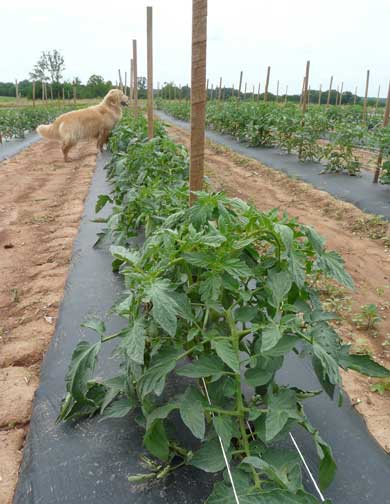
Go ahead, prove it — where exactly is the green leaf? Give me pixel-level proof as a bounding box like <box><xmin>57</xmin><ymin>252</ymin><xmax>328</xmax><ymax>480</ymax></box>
<box><xmin>213</xmin><ymin>415</ymin><xmax>234</xmax><ymax>450</ymax></box>
<box><xmin>125</xmin><ymin>318</ymin><xmax>146</xmax><ymax>364</ymax></box>
<box><xmin>275</xmin><ymin>224</ymin><xmax>294</xmax><ymax>252</ymax></box>
<box><xmin>101</xmin><ymin>397</ymin><xmax>133</xmax><ymax>419</ymax></box>
<box><xmin>95</xmin><ymin>194</ymin><xmax>112</xmax><ymax>213</ymax></box>
<box><xmin>243</xmin><ymin>448</ymin><xmax>302</xmax><ymax>493</ymax></box>
<box><xmin>65</xmin><ymin>341</ymin><xmax>101</xmax><ymax>400</ymax></box>
<box><xmin>304</xmin><ymin>225</ymin><xmax>325</xmax><ymax>254</ymax></box>
<box><xmin>138</xmin><ymin>347</ymin><xmax>179</xmax><ymax>398</ymax></box>
<box><xmin>235</xmin><ymin>305</ymin><xmax>258</xmax><ymax>322</ymax></box>
<box><xmin>183</xmin><ymin>251</ymin><xmax>211</xmax><ymax>268</ymax></box>
<box><xmin>100</xmin><ymin>375</ymin><xmax>126</xmax><ymax>413</ymax></box>
<box><xmin>146</xmin><ymin>279</ymin><xmax>180</xmax><ymax>337</ymax></box>
<box><xmin>180</xmin><ymin>386</ymin><xmax>205</xmax><ymax>439</ymax></box>
<box><xmin>214</xmin><ymin>339</ymin><xmax>240</xmax><ymax>373</ymax></box>
<box><xmin>199</xmin><ymin>274</ymin><xmax>222</xmax><ymax>303</ymax></box>
<box><xmin>315</xmin><ymin>250</ymin><xmax>354</xmax><ymax>289</ymax></box>
<box><xmin>261</xmin><ymin>324</ymin><xmax>283</xmax><ymax>352</ymax></box>
<box><xmin>223</xmin><ymin>257</ymin><xmax>252</xmax><ymax>278</ymax></box>
<box><xmin>81</xmin><ymin>319</ymin><xmax>106</xmax><ymax>337</ymax></box>
<box><xmin>288</xmin><ymin>250</ymin><xmax>306</xmax><ymax>289</ymax></box>
<box><xmin>262</xmin><ymin>335</ymin><xmax>299</xmax><ymax>357</ymax></box>
<box><xmin>110</xmin><ymin>245</ymin><xmax>139</xmax><ymax>264</ymax></box>
<box><xmin>338</xmin><ymin>346</ymin><xmax>390</xmax><ymax>378</ymax></box>
<box><xmin>265</xmin><ymin>388</ymin><xmax>300</xmax><ymax>442</ymax></box>
<box><xmin>144</xmin><ymin>419</ymin><xmax>170</xmax><ymax>461</ymax></box>
<box><xmin>176</xmin><ymin>355</ymin><xmax>226</xmax><ymax>378</ymax></box>
<box><xmin>146</xmin><ymin>402</ymin><xmax>179</xmax><ymax>430</ymax></box>
<box><xmin>245</xmin><ymin>356</ymin><xmax>283</xmax><ymax>387</ymax></box>
<box><xmin>267</xmin><ymin>271</ymin><xmax>292</xmax><ymax>308</ymax></box>
<box><xmin>313</xmin><ymin>343</ymin><xmax>341</xmax><ymax>388</ymax></box>
<box><xmin>191</xmin><ymin>438</ymin><xmax>230</xmax><ymax>473</ymax></box>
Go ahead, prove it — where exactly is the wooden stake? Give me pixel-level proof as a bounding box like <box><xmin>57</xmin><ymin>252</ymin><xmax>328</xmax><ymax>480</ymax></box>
<box><xmin>133</xmin><ymin>39</ymin><xmax>138</xmax><ymax>117</ymax></box>
<box><xmin>118</xmin><ymin>69</ymin><xmax>123</xmax><ymax>90</ymax></box>
<box><xmin>326</xmin><ymin>75</ymin><xmax>333</xmax><ymax>106</ymax></box>
<box><xmin>335</xmin><ymin>84</ymin><xmax>339</xmax><ymax>106</ymax></box>
<box><xmin>307</xmin><ymin>86</ymin><xmax>310</xmax><ymax>106</ymax></box>
<box><xmin>318</xmin><ymin>84</ymin><xmax>322</xmax><ymax>105</ymax></box>
<box><xmin>373</xmin><ymin>81</ymin><xmax>390</xmax><ymax>183</ymax></box>
<box><xmin>32</xmin><ymin>81</ymin><xmax>36</xmax><ymax>107</ymax></box>
<box><xmin>363</xmin><ymin>69</ymin><xmax>370</xmax><ymax>123</ymax></box>
<box><xmin>189</xmin><ymin>0</ymin><xmax>207</xmax><ymax>205</ymax></box>
<box><xmin>284</xmin><ymin>85</ymin><xmax>288</xmax><ymax>105</ymax></box>
<box><xmin>276</xmin><ymin>80</ymin><xmax>279</xmax><ymax>102</ymax></box>
<box><xmin>374</xmin><ymin>84</ymin><xmax>380</xmax><ymax>116</ymax></box>
<box><xmin>339</xmin><ymin>82</ymin><xmax>344</xmax><ymax>105</ymax></box>
<box><xmin>15</xmin><ymin>79</ymin><xmax>19</xmax><ymax>104</ymax></box>
<box><xmin>124</xmin><ymin>71</ymin><xmax>127</xmax><ymax>95</ymax></box>
<box><xmin>302</xmin><ymin>60</ymin><xmax>310</xmax><ymax>113</ymax></box>
<box><xmin>218</xmin><ymin>77</ymin><xmax>222</xmax><ymax>101</ymax></box>
<box><xmin>264</xmin><ymin>66</ymin><xmax>270</xmax><ymax>102</ymax></box>
<box><xmin>257</xmin><ymin>82</ymin><xmax>260</xmax><ymax>102</ymax></box>
<box><xmin>244</xmin><ymin>81</ymin><xmax>247</xmax><ymax>99</ymax></box>
<box><xmin>147</xmin><ymin>6</ymin><xmax>154</xmax><ymax>138</ymax></box>
<box><xmin>238</xmin><ymin>71</ymin><xmax>243</xmax><ymax>100</ymax></box>
<box><xmin>252</xmin><ymin>84</ymin><xmax>255</xmax><ymax>101</ymax></box>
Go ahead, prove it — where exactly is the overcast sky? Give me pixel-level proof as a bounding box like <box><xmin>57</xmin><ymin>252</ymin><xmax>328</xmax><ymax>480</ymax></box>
<box><xmin>1</xmin><ymin>0</ymin><xmax>390</xmax><ymax>96</ymax></box>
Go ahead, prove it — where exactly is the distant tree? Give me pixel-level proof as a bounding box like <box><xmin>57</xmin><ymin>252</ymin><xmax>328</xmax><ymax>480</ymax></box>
<box><xmin>29</xmin><ymin>52</ymin><xmax>49</xmax><ymax>83</ymax></box>
<box><xmin>45</xmin><ymin>49</ymin><xmax>65</xmax><ymax>85</ymax></box>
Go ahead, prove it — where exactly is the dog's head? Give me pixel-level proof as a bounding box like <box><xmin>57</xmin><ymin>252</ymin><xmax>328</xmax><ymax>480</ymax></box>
<box><xmin>105</xmin><ymin>89</ymin><xmax>129</xmax><ymax>107</ymax></box>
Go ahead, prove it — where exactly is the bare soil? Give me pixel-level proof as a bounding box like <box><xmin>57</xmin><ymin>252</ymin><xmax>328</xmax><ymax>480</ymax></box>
<box><xmin>166</xmin><ymin>122</ymin><xmax>390</xmax><ymax>453</ymax></box>
<box><xmin>0</xmin><ymin>139</ymin><xmax>97</xmax><ymax>504</ymax></box>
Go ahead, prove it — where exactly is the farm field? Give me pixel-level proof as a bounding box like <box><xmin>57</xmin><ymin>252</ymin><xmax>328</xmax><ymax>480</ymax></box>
<box><xmin>157</xmin><ymin>99</ymin><xmax>390</xmax><ymax>181</ymax></box>
<box><xmin>3</xmin><ymin>1</ymin><xmax>390</xmax><ymax>503</ymax></box>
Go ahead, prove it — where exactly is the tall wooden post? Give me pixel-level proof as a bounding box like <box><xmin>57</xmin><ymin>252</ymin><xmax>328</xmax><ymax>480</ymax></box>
<box><xmin>15</xmin><ymin>79</ymin><xmax>19</xmax><ymax>104</ymax></box>
<box><xmin>284</xmin><ymin>85</ymin><xmax>288</xmax><ymax>104</ymax></box>
<box><xmin>302</xmin><ymin>60</ymin><xmax>310</xmax><ymax>113</ymax></box>
<box><xmin>118</xmin><ymin>69</ymin><xmax>123</xmax><ymax>90</ymax></box>
<box><xmin>257</xmin><ymin>82</ymin><xmax>261</xmax><ymax>102</ymax></box>
<box><xmin>189</xmin><ymin>0</ymin><xmax>207</xmax><ymax>205</ymax></box>
<box><xmin>32</xmin><ymin>81</ymin><xmax>36</xmax><ymax>107</ymax></box>
<box><xmin>335</xmin><ymin>84</ymin><xmax>339</xmax><ymax>106</ymax></box>
<box><xmin>363</xmin><ymin>69</ymin><xmax>370</xmax><ymax>123</ymax></box>
<box><xmin>147</xmin><ymin>6</ymin><xmax>154</xmax><ymax>138</ymax></box>
<box><xmin>339</xmin><ymin>82</ymin><xmax>344</xmax><ymax>105</ymax></box>
<box><xmin>264</xmin><ymin>66</ymin><xmax>270</xmax><ymax>102</ymax></box>
<box><xmin>299</xmin><ymin>76</ymin><xmax>305</xmax><ymax>106</ymax></box>
<box><xmin>133</xmin><ymin>39</ymin><xmax>138</xmax><ymax>118</ymax></box>
<box><xmin>244</xmin><ymin>81</ymin><xmax>247</xmax><ymax>99</ymax></box>
<box><xmin>252</xmin><ymin>84</ymin><xmax>255</xmax><ymax>101</ymax></box>
<box><xmin>276</xmin><ymin>80</ymin><xmax>279</xmax><ymax>102</ymax></box>
<box><xmin>318</xmin><ymin>84</ymin><xmax>322</xmax><ymax>105</ymax></box>
<box><xmin>130</xmin><ymin>59</ymin><xmax>134</xmax><ymax>105</ymax></box>
<box><xmin>124</xmin><ymin>71</ymin><xmax>127</xmax><ymax>95</ymax></box>
<box><xmin>373</xmin><ymin>81</ymin><xmax>390</xmax><ymax>183</ymax></box>
<box><xmin>218</xmin><ymin>77</ymin><xmax>222</xmax><ymax>101</ymax></box>
<box><xmin>238</xmin><ymin>71</ymin><xmax>243</xmax><ymax>100</ymax></box>
<box><xmin>326</xmin><ymin>75</ymin><xmax>333</xmax><ymax>106</ymax></box>
<box><xmin>374</xmin><ymin>84</ymin><xmax>380</xmax><ymax>116</ymax></box>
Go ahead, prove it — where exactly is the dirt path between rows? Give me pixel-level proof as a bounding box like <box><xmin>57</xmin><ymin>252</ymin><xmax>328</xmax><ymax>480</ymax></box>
<box><xmin>0</xmin><ymin>139</ymin><xmax>97</xmax><ymax>504</ymax></box>
<box><xmin>166</xmin><ymin>122</ymin><xmax>390</xmax><ymax>453</ymax></box>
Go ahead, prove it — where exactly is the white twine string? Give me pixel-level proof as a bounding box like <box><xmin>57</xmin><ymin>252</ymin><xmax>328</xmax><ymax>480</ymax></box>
<box><xmin>289</xmin><ymin>432</ymin><xmax>325</xmax><ymax>502</ymax></box>
<box><xmin>201</xmin><ymin>377</ymin><xmax>241</xmax><ymax>504</ymax></box>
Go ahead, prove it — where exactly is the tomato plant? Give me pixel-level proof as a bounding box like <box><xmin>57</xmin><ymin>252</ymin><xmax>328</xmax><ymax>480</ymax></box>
<box><xmin>58</xmin><ymin>113</ymin><xmax>390</xmax><ymax>503</ymax></box>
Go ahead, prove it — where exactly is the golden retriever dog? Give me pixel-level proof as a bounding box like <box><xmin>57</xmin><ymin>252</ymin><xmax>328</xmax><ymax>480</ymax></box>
<box><xmin>36</xmin><ymin>89</ymin><xmax>128</xmax><ymax>161</ymax></box>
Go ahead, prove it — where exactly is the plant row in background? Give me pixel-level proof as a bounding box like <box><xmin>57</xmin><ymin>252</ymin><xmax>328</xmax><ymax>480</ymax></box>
<box><xmin>58</xmin><ymin>113</ymin><xmax>390</xmax><ymax>503</ymax></box>
<box><xmin>156</xmin><ymin>99</ymin><xmax>390</xmax><ymax>181</ymax></box>
<box><xmin>0</xmin><ymin>105</ymin><xmax>82</xmax><ymax>141</ymax></box>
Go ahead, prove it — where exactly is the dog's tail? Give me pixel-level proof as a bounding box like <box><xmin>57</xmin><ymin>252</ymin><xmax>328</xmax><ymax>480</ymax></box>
<box><xmin>36</xmin><ymin>123</ymin><xmax>59</xmax><ymax>140</ymax></box>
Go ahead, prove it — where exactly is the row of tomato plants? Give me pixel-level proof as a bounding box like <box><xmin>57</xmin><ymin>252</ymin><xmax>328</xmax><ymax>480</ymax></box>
<box><xmin>156</xmin><ymin>99</ymin><xmax>390</xmax><ymax>182</ymax></box>
<box><xmin>58</xmin><ymin>112</ymin><xmax>390</xmax><ymax>503</ymax></box>
<box><xmin>0</xmin><ymin>105</ymin><xmax>80</xmax><ymax>141</ymax></box>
